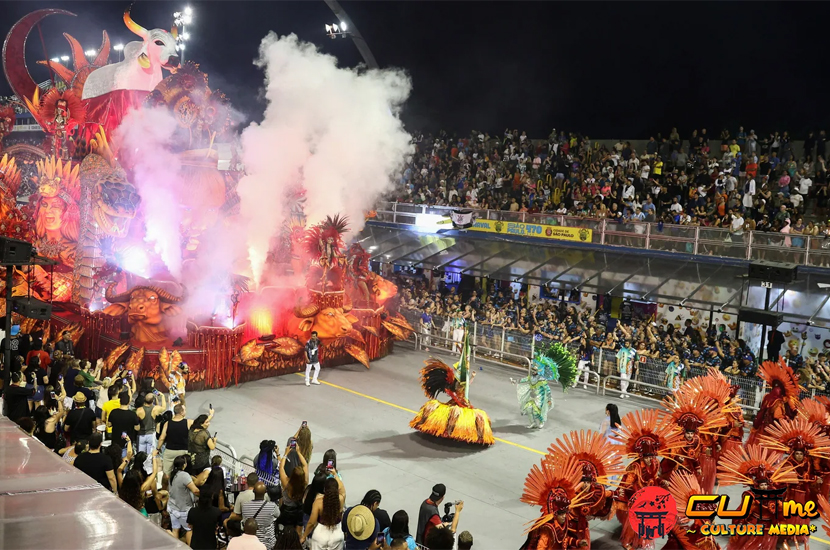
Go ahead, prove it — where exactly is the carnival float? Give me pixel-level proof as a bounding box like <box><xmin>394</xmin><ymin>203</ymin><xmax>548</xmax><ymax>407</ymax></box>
<box><xmin>0</xmin><ymin>8</ymin><xmax>411</xmax><ymax>392</ymax></box>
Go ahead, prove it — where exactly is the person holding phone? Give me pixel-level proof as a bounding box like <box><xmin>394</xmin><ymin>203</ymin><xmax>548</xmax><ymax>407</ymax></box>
<box><xmin>304</xmin><ymin>332</ymin><xmax>322</xmax><ymax>387</ymax></box>
<box><xmin>108</xmin><ymin>392</ymin><xmax>140</xmax><ymax>456</ymax></box>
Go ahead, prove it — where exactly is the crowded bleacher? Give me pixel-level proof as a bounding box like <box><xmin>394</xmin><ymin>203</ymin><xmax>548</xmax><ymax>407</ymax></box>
<box><xmin>392</xmin><ymin>128</ymin><xmax>830</xmax><ymax>260</ymax></box>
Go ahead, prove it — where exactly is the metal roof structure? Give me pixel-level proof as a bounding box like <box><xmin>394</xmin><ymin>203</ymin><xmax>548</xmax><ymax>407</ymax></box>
<box><xmin>358</xmin><ymin>224</ymin><xmax>830</xmax><ymax>324</ymax></box>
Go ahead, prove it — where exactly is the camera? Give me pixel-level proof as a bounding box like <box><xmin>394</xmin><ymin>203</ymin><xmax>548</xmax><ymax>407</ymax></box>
<box><xmin>442</xmin><ymin>501</ymin><xmax>460</xmax><ymax>523</ymax></box>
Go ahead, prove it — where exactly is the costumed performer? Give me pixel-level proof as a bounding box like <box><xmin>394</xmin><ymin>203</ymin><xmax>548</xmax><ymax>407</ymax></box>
<box><xmin>612</xmin><ymin>409</ymin><xmax>685</xmax><ymax>550</ymax></box>
<box><xmin>511</xmin><ymin>343</ymin><xmax>578</xmax><ymax>429</ymax></box>
<box><xmin>520</xmin><ymin>457</ymin><xmax>590</xmax><ymax>549</ymax></box>
<box><xmin>746</xmin><ymin>359</ymin><xmax>802</xmax><ymax>447</ymax></box>
<box><xmin>798</xmin><ymin>398</ymin><xmax>830</xmax><ymax>499</ymax></box>
<box><xmin>816</xmin><ymin>495</ymin><xmax>830</xmax><ymax>540</ymax></box>
<box><xmin>759</xmin><ymin>417</ymin><xmax>830</xmax><ymax>547</ymax></box>
<box><xmin>659</xmin><ymin>386</ymin><xmax>731</xmax><ymax>490</ymax></box>
<box><xmin>410</xmin><ymin>326</ymin><xmax>494</xmax><ymax>445</ymax></box>
<box><xmin>663</xmin><ymin>471</ymin><xmax>720</xmax><ymax>550</ymax></box>
<box><xmin>676</xmin><ymin>368</ymin><xmax>744</xmax><ymax>493</ymax></box>
<box><xmin>616</xmin><ymin>338</ymin><xmax>636</xmax><ymax>398</ymax></box>
<box><xmin>717</xmin><ymin>444</ymin><xmax>799</xmax><ymax>550</ymax></box>
<box><xmin>546</xmin><ymin>430</ymin><xmax>625</xmax><ymax>549</ymax></box>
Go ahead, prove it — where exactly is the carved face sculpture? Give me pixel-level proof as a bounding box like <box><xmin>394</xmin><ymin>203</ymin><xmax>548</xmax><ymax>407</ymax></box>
<box><xmin>38</xmin><ymin>196</ymin><xmax>67</xmax><ymax>233</ymax></box>
<box><xmin>143</xmin><ymin>29</ymin><xmax>180</xmax><ymax>71</ymax></box>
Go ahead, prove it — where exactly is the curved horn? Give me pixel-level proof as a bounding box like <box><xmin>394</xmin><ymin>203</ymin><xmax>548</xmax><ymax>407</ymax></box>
<box><xmin>293</xmin><ymin>304</ymin><xmax>320</xmax><ymax>318</ymax></box>
<box><xmin>62</xmin><ymin>33</ymin><xmax>88</xmax><ymax>71</ymax></box>
<box><xmin>146</xmin><ymin>286</ymin><xmax>184</xmax><ymax>303</ymax></box>
<box><xmin>92</xmin><ymin>31</ymin><xmax>111</xmax><ymax>67</ymax></box>
<box><xmin>123</xmin><ymin>8</ymin><xmax>147</xmax><ymax>38</ymax></box>
<box><xmin>104</xmin><ymin>282</ymin><xmax>131</xmax><ymax>303</ymax></box>
<box><xmin>2</xmin><ymin>9</ymin><xmax>76</xmax><ymax>105</ymax></box>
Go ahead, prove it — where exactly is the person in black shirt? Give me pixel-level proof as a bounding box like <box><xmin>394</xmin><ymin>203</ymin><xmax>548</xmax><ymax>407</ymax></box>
<box><xmin>304</xmin><ymin>332</ymin><xmax>321</xmax><ymax>387</ymax></box>
<box><xmin>108</xmin><ymin>392</ymin><xmax>140</xmax><ymax>449</ymax></box>
<box><xmin>4</xmin><ymin>371</ymin><xmax>35</xmax><ymax>421</ymax></box>
<box><xmin>74</xmin><ymin>432</ymin><xmax>117</xmax><ymax>492</ymax></box>
<box><xmin>55</xmin><ymin>331</ymin><xmax>75</xmax><ymax>356</ymax></box>
<box><xmin>187</xmin><ymin>493</ymin><xmax>222</xmax><ymax>550</ymax></box>
<box><xmin>65</xmin><ymin>392</ymin><xmax>97</xmax><ymax>441</ymax></box>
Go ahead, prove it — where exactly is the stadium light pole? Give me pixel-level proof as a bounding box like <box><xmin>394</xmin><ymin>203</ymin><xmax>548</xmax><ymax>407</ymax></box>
<box><xmin>173</xmin><ymin>6</ymin><xmax>193</xmax><ymax>64</ymax></box>
<box><xmin>323</xmin><ymin>0</ymin><xmax>378</xmax><ymax>69</ymax></box>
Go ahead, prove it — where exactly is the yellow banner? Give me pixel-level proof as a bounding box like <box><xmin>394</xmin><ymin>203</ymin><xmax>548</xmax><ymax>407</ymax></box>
<box><xmin>468</xmin><ymin>219</ymin><xmax>592</xmax><ymax>243</ymax></box>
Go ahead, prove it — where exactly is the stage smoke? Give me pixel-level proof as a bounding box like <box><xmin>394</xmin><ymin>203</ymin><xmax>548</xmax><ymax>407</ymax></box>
<box><xmin>237</xmin><ymin>33</ymin><xmax>413</xmax><ymax>284</ymax></box>
<box><xmin>116</xmin><ymin>107</ymin><xmax>184</xmax><ymax>278</ymax></box>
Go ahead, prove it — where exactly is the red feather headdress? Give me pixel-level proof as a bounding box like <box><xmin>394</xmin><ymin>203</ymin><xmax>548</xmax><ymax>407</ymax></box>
<box><xmin>546</xmin><ymin>429</ymin><xmax>625</xmax><ymax>486</ymax></box>
<box><xmin>612</xmin><ymin>409</ymin><xmax>685</xmax><ymax>459</ymax></box>
<box><xmin>756</xmin><ymin>359</ymin><xmax>803</xmax><ymax>408</ymax></box>
<box><xmin>662</xmin><ymin>389</ymin><xmax>731</xmax><ymax>435</ymax></box>
<box><xmin>758</xmin><ymin>417</ymin><xmax>830</xmax><ymax>459</ymax></box>
<box><xmin>798</xmin><ymin>398</ymin><xmax>830</xmax><ymax>426</ymax></box>
<box><xmin>521</xmin><ymin>457</ymin><xmax>590</xmax><ymax>532</ymax></box>
<box><xmin>716</xmin><ymin>444</ymin><xmax>797</xmax><ymax>488</ymax></box>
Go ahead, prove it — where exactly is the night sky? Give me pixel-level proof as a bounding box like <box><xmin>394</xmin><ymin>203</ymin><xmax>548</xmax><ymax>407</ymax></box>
<box><xmin>1</xmin><ymin>1</ymin><xmax>828</xmax><ymax>139</ymax></box>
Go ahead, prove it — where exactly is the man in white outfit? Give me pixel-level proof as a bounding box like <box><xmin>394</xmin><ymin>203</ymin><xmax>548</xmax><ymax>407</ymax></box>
<box><xmin>305</xmin><ymin>332</ymin><xmax>321</xmax><ymax>386</ymax></box>
<box><xmin>616</xmin><ymin>339</ymin><xmax>635</xmax><ymax>398</ymax></box>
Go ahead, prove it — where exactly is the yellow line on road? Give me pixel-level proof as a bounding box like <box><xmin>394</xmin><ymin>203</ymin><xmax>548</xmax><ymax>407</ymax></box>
<box><xmin>293</xmin><ymin>373</ymin><xmax>545</xmax><ymax>455</ymax></box>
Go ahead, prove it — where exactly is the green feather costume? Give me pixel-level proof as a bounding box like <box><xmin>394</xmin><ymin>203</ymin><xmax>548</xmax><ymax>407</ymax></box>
<box><xmin>515</xmin><ymin>343</ymin><xmax>578</xmax><ymax>427</ymax></box>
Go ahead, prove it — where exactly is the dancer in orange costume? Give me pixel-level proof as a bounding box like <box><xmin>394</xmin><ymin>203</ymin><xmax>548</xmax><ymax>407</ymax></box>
<box><xmin>799</xmin><ymin>398</ymin><xmax>830</xmax><ymax>500</ymax></box>
<box><xmin>662</xmin><ymin>471</ymin><xmax>719</xmax><ymax>550</ymax></box>
<box><xmin>672</xmin><ymin>370</ymin><xmax>740</xmax><ymax>493</ymax></box>
<box><xmin>546</xmin><ymin>430</ymin><xmax>625</xmax><ymax>548</ymax></box>
<box><xmin>746</xmin><ymin>360</ymin><xmax>802</xmax><ymax>447</ymax></box>
<box><xmin>758</xmin><ymin>417</ymin><xmax>830</xmax><ymax>548</ymax></box>
<box><xmin>520</xmin><ymin>457</ymin><xmax>590</xmax><ymax>549</ymax></box>
<box><xmin>612</xmin><ymin>410</ymin><xmax>684</xmax><ymax>550</ymax></box>
<box><xmin>716</xmin><ymin>445</ymin><xmax>798</xmax><ymax>550</ymax></box>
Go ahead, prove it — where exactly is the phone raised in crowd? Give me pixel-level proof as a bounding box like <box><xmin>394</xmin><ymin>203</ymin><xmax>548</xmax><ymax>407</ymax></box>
<box><xmin>302</xmin><ymin>420</ymin><xmax>307</xmax><ymax>428</ymax></box>
<box><xmin>289</xmin><ymin>438</ymin><xmax>297</xmax><ymax>449</ymax></box>
<box><xmin>326</xmin><ymin>460</ymin><xmax>333</xmax><ymax>470</ymax></box>
<box><xmin>58</xmin><ymin>374</ymin><xmax>63</xmax><ymax>381</ymax></box>
<box><xmin>121</xmin><ymin>432</ymin><xmax>127</xmax><ymax>440</ymax></box>
<box><xmin>213</xmin><ymin>432</ymin><xmax>218</xmax><ymax>439</ymax></box>
<box><xmin>376</xmin><ymin>532</ymin><xmax>385</xmax><ymax>545</ymax></box>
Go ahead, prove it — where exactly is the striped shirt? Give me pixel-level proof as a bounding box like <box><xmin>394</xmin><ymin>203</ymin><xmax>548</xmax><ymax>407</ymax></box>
<box><xmin>241</xmin><ymin>499</ymin><xmax>279</xmax><ymax>549</ymax></box>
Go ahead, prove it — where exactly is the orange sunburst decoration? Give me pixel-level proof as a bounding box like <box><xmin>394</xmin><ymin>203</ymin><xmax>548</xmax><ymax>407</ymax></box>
<box><xmin>756</xmin><ymin>359</ymin><xmax>804</xmax><ymax>408</ymax></box>
<box><xmin>677</xmin><ymin>367</ymin><xmax>739</xmax><ymax>407</ymax></box>
<box><xmin>716</xmin><ymin>444</ymin><xmax>797</xmax><ymax>487</ymax></box>
<box><xmin>612</xmin><ymin>409</ymin><xmax>685</xmax><ymax>460</ymax></box>
<box><xmin>758</xmin><ymin>417</ymin><xmax>830</xmax><ymax>460</ymax></box>
<box><xmin>521</xmin><ymin>457</ymin><xmax>590</xmax><ymax>533</ymax></box>
<box><xmin>0</xmin><ymin>153</ymin><xmax>23</xmax><ymax>197</ymax></box>
<box><xmin>817</xmin><ymin>495</ymin><xmax>830</xmax><ymax>538</ymax></box>
<box><xmin>546</xmin><ymin>430</ymin><xmax>625</xmax><ymax>486</ymax></box>
<box><xmin>662</xmin><ymin>389</ymin><xmax>731</xmax><ymax>436</ymax></box>
<box><xmin>798</xmin><ymin>398</ymin><xmax>830</xmax><ymax>426</ymax></box>
<box><xmin>667</xmin><ymin>471</ymin><xmax>705</xmax><ymax>521</ymax></box>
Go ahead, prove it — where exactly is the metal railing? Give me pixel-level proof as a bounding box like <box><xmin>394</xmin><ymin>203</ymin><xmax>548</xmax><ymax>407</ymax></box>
<box><xmin>375</xmin><ymin>202</ymin><xmax>830</xmax><ymax>268</ymax></box>
<box><xmin>402</xmin><ymin>309</ymin><xmax>767</xmax><ymax>413</ymax></box>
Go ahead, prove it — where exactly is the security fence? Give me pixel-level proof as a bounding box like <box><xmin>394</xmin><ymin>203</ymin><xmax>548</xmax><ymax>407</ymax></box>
<box><xmin>401</xmin><ymin>309</ymin><xmax>772</xmax><ymax>413</ymax></box>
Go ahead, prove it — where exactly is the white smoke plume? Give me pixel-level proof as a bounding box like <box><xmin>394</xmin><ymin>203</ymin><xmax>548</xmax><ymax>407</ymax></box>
<box><xmin>116</xmin><ymin>107</ymin><xmax>183</xmax><ymax>278</ymax></box>
<box><xmin>238</xmin><ymin>33</ymin><xmax>414</xmax><ymax>284</ymax></box>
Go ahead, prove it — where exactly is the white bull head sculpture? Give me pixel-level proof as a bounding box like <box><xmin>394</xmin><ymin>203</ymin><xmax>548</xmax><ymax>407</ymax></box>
<box><xmin>82</xmin><ymin>8</ymin><xmax>180</xmax><ymax>100</ymax></box>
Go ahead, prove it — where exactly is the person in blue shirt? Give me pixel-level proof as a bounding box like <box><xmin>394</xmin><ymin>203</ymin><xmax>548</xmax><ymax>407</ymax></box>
<box><xmin>383</xmin><ymin>510</ymin><xmax>418</xmax><ymax>550</ymax></box>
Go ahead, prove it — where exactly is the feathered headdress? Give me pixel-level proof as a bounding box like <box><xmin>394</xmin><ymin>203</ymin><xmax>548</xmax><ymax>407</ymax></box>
<box><xmin>662</xmin><ymin>390</ymin><xmax>730</xmax><ymax>435</ymax></box>
<box><xmin>717</xmin><ymin>444</ymin><xmax>797</xmax><ymax>487</ymax></box>
<box><xmin>546</xmin><ymin>430</ymin><xmax>625</xmax><ymax>486</ymax></box>
<box><xmin>816</xmin><ymin>395</ymin><xmax>830</xmax><ymax>416</ymax></box>
<box><xmin>757</xmin><ymin>359</ymin><xmax>803</xmax><ymax>408</ymax></box>
<box><xmin>419</xmin><ymin>358</ymin><xmax>458</xmax><ymax>400</ymax></box>
<box><xmin>758</xmin><ymin>417</ymin><xmax>830</xmax><ymax>459</ymax></box>
<box><xmin>817</xmin><ymin>495</ymin><xmax>830</xmax><ymax>539</ymax></box>
<box><xmin>799</xmin><ymin>398</ymin><xmax>830</xmax><ymax>427</ymax></box>
<box><xmin>303</xmin><ymin>214</ymin><xmax>349</xmax><ymax>258</ymax></box>
<box><xmin>667</xmin><ymin>471</ymin><xmax>709</xmax><ymax>523</ymax></box>
<box><xmin>23</xmin><ymin>87</ymin><xmax>86</xmax><ymax>132</ymax></box>
<box><xmin>534</xmin><ymin>343</ymin><xmax>578</xmax><ymax>391</ymax></box>
<box><xmin>678</xmin><ymin>368</ymin><xmax>739</xmax><ymax>406</ymax></box>
<box><xmin>35</xmin><ymin>156</ymin><xmax>80</xmax><ymax>204</ymax></box>
<box><xmin>612</xmin><ymin>409</ymin><xmax>685</xmax><ymax>459</ymax></box>
<box><xmin>0</xmin><ymin>153</ymin><xmax>22</xmax><ymax>198</ymax></box>
<box><xmin>521</xmin><ymin>457</ymin><xmax>589</xmax><ymax>532</ymax></box>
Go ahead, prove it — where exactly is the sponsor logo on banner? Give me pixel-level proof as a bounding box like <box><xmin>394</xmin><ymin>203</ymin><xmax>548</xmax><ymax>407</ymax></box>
<box><xmin>468</xmin><ymin>219</ymin><xmax>592</xmax><ymax>243</ymax></box>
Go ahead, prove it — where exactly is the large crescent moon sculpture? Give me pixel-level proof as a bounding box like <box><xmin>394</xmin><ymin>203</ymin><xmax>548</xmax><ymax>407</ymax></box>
<box><xmin>2</xmin><ymin>9</ymin><xmax>76</xmax><ymax>103</ymax></box>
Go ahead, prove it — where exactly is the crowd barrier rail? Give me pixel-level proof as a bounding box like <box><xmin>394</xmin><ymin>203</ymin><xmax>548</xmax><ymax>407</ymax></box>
<box><xmin>375</xmin><ymin>201</ymin><xmax>830</xmax><ymax>267</ymax></box>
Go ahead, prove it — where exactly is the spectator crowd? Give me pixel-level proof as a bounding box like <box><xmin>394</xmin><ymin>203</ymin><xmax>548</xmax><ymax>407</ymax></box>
<box><xmin>393</xmin><ymin>127</ymin><xmax>830</xmax><ymax>260</ymax></box>
<box><xmin>0</xmin><ymin>329</ymin><xmax>476</xmax><ymax>550</ymax></box>
<box><xmin>395</xmin><ymin>274</ymin><xmax>830</xmax><ymax>397</ymax></box>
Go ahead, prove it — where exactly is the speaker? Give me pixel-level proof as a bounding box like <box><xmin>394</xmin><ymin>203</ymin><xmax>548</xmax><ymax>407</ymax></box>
<box><xmin>10</xmin><ymin>297</ymin><xmax>52</xmax><ymax>320</ymax></box>
<box><xmin>748</xmin><ymin>261</ymin><xmax>798</xmax><ymax>284</ymax></box>
<box><xmin>738</xmin><ymin>307</ymin><xmax>783</xmax><ymax>326</ymax></box>
<box><xmin>0</xmin><ymin>237</ymin><xmax>33</xmax><ymax>265</ymax></box>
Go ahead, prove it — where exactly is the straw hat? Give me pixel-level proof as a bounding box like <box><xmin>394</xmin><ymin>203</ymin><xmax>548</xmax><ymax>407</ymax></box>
<box><xmin>345</xmin><ymin>505</ymin><xmax>375</xmax><ymax>541</ymax></box>
<box><xmin>73</xmin><ymin>392</ymin><xmax>87</xmax><ymax>403</ymax></box>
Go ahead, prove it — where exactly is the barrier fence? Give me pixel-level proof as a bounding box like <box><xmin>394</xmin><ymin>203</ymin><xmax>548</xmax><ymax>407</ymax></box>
<box><xmin>401</xmin><ymin>309</ymin><xmax>780</xmax><ymax>413</ymax></box>
<box><xmin>375</xmin><ymin>202</ymin><xmax>830</xmax><ymax>267</ymax></box>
